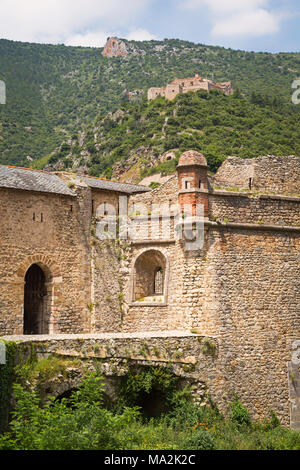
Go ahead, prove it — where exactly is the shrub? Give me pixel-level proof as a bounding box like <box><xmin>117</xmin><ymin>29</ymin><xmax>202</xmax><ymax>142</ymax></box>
<box><xmin>149</xmin><ymin>182</ymin><xmax>161</xmax><ymax>190</ymax></box>
<box><xmin>230</xmin><ymin>397</ymin><xmax>252</xmax><ymax>427</ymax></box>
<box><xmin>181</xmin><ymin>429</ymin><xmax>216</xmax><ymax>450</ymax></box>
<box><xmin>0</xmin><ymin>373</ymin><xmax>139</xmax><ymax>450</ymax></box>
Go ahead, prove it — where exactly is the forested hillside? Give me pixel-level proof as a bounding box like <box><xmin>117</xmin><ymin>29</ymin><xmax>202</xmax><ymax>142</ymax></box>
<box><xmin>1</xmin><ymin>37</ymin><xmax>300</xmax><ymax>167</ymax></box>
<box><xmin>39</xmin><ymin>89</ymin><xmax>300</xmax><ymax>182</ymax></box>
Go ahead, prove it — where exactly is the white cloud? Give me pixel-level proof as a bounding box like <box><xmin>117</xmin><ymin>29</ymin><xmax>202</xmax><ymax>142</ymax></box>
<box><xmin>212</xmin><ymin>9</ymin><xmax>279</xmax><ymax>36</ymax></box>
<box><xmin>64</xmin><ymin>28</ymin><xmax>157</xmax><ymax>48</ymax></box>
<box><xmin>182</xmin><ymin>0</ymin><xmax>269</xmax><ymax>13</ymax></box>
<box><xmin>126</xmin><ymin>29</ymin><xmax>158</xmax><ymax>41</ymax></box>
<box><xmin>0</xmin><ymin>0</ymin><xmax>152</xmax><ymax>45</ymax></box>
<box><xmin>180</xmin><ymin>0</ymin><xmax>281</xmax><ymax>37</ymax></box>
<box><xmin>65</xmin><ymin>31</ymin><xmax>114</xmax><ymax>48</ymax></box>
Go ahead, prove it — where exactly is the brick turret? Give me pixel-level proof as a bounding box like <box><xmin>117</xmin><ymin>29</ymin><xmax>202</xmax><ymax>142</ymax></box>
<box><xmin>177</xmin><ymin>150</ymin><xmax>209</xmax><ymax>217</ymax></box>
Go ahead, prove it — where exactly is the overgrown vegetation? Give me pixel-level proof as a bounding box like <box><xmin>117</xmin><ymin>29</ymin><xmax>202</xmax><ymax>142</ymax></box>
<box><xmin>39</xmin><ymin>89</ymin><xmax>300</xmax><ymax>180</ymax></box>
<box><xmin>0</xmin><ymin>341</ymin><xmax>18</xmax><ymax>433</ymax></box>
<box><xmin>0</xmin><ymin>367</ymin><xmax>299</xmax><ymax>450</ymax></box>
<box><xmin>1</xmin><ymin>37</ymin><xmax>300</xmax><ymax>168</ymax></box>
<box><xmin>15</xmin><ymin>355</ymin><xmax>82</xmax><ymax>384</ymax></box>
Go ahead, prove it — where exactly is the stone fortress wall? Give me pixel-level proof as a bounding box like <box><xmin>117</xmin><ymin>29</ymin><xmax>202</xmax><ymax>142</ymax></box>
<box><xmin>214</xmin><ymin>155</ymin><xmax>300</xmax><ymax>196</ymax></box>
<box><xmin>119</xmin><ymin>152</ymin><xmax>300</xmax><ymax>426</ymax></box>
<box><xmin>148</xmin><ymin>73</ymin><xmax>233</xmax><ymax>101</ymax></box>
<box><xmin>0</xmin><ymin>153</ymin><xmax>299</xmax><ymax>427</ymax></box>
<box><xmin>0</xmin><ymin>186</ymin><xmax>92</xmax><ymax>335</ymax></box>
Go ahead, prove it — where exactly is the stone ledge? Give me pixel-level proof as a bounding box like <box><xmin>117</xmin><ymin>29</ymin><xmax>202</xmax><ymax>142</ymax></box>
<box><xmin>205</xmin><ymin>221</ymin><xmax>300</xmax><ymax>233</ymax></box>
<box><xmin>259</xmin><ymin>194</ymin><xmax>300</xmax><ymax>202</ymax></box>
<box><xmin>179</xmin><ymin>189</ymin><xmax>209</xmax><ymax>194</ymax></box>
<box><xmin>0</xmin><ymin>330</ymin><xmax>205</xmax><ymax>342</ymax></box>
<box><xmin>212</xmin><ymin>190</ymin><xmax>300</xmax><ymax>202</ymax></box>
<box><xmin>212</xmin><ymin>190</ymin><xmax>249</xmax><ymax>198</ymax></box>
<box><xmin>129</xmin><ymin>303</ymin><xmax>168</xmax><ymax>307</ymax></box>
<box><xmin>131</xmin><ymin>239</ymin><xmax>176</xmax><ymax>245</ymax></box>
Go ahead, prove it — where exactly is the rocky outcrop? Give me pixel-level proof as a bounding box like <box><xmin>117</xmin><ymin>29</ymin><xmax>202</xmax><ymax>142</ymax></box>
<box><xmin>102</xmin><ymin>37</ymin><xmax>129</xmax><ymax>57</ymax></box>
<box><xmin>102</xmin><ymin>37</ymin><xmax>143</xmax><ymax>58</ymax></box>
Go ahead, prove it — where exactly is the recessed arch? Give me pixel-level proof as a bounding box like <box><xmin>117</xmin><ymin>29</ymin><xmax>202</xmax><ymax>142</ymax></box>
<box><xmin>15</xmin><ymin>256</ymin><xmax>62</xmax><ymax>335</ymax></box>
<box><xmin>16</xmin><ymin>256</ymin><xmax>62</xmax><ymax>283</ymax></box>
<box><xmin>131</xmin><ymin>249</ymin><xmax>169</xmax><ymax>304</ymax></box>
<box><xmin>24</xmin><ymin>264</ymin><xmax>48</xmax><ymax>335</ymax></box>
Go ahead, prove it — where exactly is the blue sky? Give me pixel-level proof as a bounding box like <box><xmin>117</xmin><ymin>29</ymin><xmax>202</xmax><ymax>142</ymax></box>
<box><xmin>0</xmin><ymin>0</ymin><xmax>299</xmax><ymax>53</ymax></box>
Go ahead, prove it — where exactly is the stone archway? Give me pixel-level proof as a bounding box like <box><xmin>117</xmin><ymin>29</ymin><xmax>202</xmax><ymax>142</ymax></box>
<box><xmin>24</xmin><ymin>264</ymin><xmax>47</xmax><ymax>334</ymax></box>
<box><xmin>15</xmin><ymin>256</ymin><xmax>62</xmax><ymax>335</ymax></box>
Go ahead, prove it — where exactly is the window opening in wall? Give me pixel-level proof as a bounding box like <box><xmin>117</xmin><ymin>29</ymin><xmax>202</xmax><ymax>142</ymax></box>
<box><xmin>41</xmin><ymin>213</ymin><xmax>43</xmax><ymax>222</ymax></box>
<box><xmin>104</xmin><ymin>202</ymin><xmax>108</xmax><ymax>216</ymax></box>
<box><xmin>133</xmin><ymin>250</ymin><xmax>167</xmax><ymax>304</ymax></box>
<box><xmin>185</xmin><ymin>181</ymin><xmax>191</xmax><ymax>189</ymax></box>
<box><xmin>249</xmin><ymin>178</ymin><xmax>252</xmax><ymax>190</ymax></box>
<box><xmin>154</xmin><ymin>267</ymin><xmax>164</xmax><ymax>295</ymax></box>
<box><xmin>33</xmin><ymin>213</ymin><xmax>36</xmax><ymax>221</ymax></box>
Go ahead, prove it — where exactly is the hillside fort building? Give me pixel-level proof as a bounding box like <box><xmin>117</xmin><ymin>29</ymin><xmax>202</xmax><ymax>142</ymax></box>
<box><xmin>0</xmin><ymin>152</ymin><xmax>299</xmax><ymax>429</ymax></box>
<box><xmin>148</xmin><ymin>74</ymin><xmax>233</xmax><ymax>100</ymax></box>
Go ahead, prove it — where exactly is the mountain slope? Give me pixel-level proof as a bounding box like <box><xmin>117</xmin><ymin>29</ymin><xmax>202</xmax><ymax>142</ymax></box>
<box><xmin>38</xmin><ymin>89</ymin><xmax>300</xmax><ymax>182</ymax></box>
<box><xmin>0</xmin><ymin>37</ymin><xmax>300</xmax><ymax>167</ymax></box>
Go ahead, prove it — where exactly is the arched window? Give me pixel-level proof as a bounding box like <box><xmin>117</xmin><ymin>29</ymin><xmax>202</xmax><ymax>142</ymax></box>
<box><xmin>132</xmin><ymin>250</ymin><xmax>168</xmax><ymax>304</ymax></box>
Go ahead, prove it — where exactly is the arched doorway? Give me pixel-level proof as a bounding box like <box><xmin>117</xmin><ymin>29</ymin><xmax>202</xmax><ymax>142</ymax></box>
<box><xmin>24</xmin><ymin>264</ymin><xmax>48</xmax><ymax>334</ymax></box>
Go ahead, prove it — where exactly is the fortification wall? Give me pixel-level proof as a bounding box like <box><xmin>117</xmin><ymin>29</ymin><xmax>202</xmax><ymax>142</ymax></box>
<box><xmin>0</xmin><ymin>187</ymin><xmax>91</xmax><ymax>335</ymax></box>
<box><xmin>130</xmin><ymin>175</ymin><xmax>179</xmax><ymax>209</ymax></box>
<box><xmin>214</xmin><ymin>156</ymin><xmax>300</xmax><ymax>196</ymax></box>
<box><xmin>252</xmin><ymin>156</ymin><xmax>300</xmax><ymax>195</ymax></box>
<box><xmin>147</xmin><ymin>87</ymin><xmax>166</xmax><ymax>100</ymax></box>
<box><xmin>122</xmin><ymin>241</ymin><xmax>187</xmax><ymax>332</ymax></box>
<box><xmin>120</xmin><ymin>224</ymin><xmax>299</xmax><ymax>425</ymax></box>
<box><xmin>90</xmin><ymin>237</ymin><xmax>124</xmax><ymax>333</ymax></box>
<box><xmin>90</xmin><ymin>188</ymin><xmax>121</xmax><ymax>216</ymax></box>
<box><xmin>195</xmin><ymin>227</ymin><xmax>300</xmax><ymax>425</ymax></box>
<box><xmin>210</xmin><ymin>192</ymin><xmax>300</xmax><ymax>226</ymax></box>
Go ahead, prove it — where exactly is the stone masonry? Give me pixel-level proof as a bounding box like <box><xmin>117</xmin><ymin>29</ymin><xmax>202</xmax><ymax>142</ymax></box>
<box><xmin>148</xmin><ymin>74</ymin><xmax>233</xmax><ymax>101</ymax></box>
<box><xmin>0</xmin><ymin>152</ymin><xmax>299</xmax><ymax>427</ymax></box>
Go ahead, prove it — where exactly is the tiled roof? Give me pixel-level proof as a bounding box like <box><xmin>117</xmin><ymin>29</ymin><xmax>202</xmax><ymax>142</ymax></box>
<box><xmin>0</xmin><ymin>166</ymin><xmax>75</xmax><ymax>196</ymax></box>
<box><xmin>80</xmin><ymin>176</ymin><xmax>151</xmax><ymax>194</ymax></box>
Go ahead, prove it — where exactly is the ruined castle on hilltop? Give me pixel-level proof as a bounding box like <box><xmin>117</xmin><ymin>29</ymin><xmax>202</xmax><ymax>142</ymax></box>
<box><xmin>0</xmin><ymin>153</ymin><xmax>299</xmax><ymax>429</ymax></box>
<box><xmin>148</xmin><ymin>74</ymin><xmax>233</xmax><ymax>100</ymax></box>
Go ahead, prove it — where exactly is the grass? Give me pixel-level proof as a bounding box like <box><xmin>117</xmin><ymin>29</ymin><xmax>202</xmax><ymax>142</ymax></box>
<box><xmin>111</xmin><ymin>418</ymin><xmax>300</xmax><ymax>450</ymax></box>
